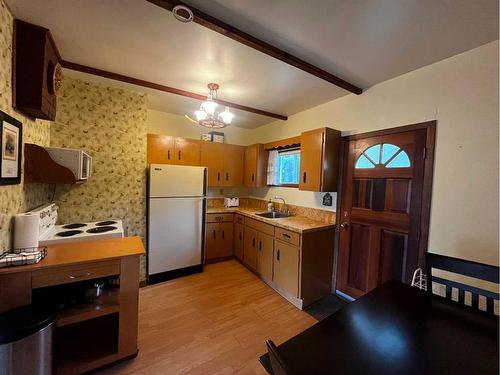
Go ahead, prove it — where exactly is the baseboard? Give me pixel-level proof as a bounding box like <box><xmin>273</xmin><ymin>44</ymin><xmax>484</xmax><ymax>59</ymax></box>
<box><xmin>147</xmin><ymin>264</ymin><xmax>203</xmax><ymax>285</ymax></box>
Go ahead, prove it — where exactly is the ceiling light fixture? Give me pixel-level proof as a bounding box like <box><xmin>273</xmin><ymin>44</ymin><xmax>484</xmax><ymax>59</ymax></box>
<box><xmin>186</xmin><ymin>83</ymin><xmax>234</xmax><ymax>128</ymax></box>
<box><xmin>172</xmin><ymin>5</ymin><xmax>194</xmax><ymax>23</ymax></box>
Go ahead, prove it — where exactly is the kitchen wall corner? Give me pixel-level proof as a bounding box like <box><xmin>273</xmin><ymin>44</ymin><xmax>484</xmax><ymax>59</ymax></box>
<box><xmin>0</xmin><ymin>0</ymin><xmax>52</xmax><ymax>253</ymax></box>
<box><xmin>50</xmin><ymin>75</ymin><xmax>148</xmax><ymax>279</ymax></box>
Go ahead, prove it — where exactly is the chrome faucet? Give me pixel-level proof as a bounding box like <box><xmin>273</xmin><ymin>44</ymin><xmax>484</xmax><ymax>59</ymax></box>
<box><xmin>273</xmin><ymin>196</ymin><xmax>290</xmax><ymax>216</ymax></box>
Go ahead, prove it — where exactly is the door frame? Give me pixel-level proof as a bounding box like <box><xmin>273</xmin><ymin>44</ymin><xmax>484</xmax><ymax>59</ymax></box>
<box><xmin>333</xmin><ymin>120</ymin><xmax>436</xmax><ymax>296</ymax></box>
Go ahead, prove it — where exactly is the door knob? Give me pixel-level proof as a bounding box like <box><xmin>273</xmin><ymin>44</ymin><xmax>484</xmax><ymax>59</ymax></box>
<box><xmin>340</xmin><ymin>222</ymin><xmax>350</xmax><ymax>228</ymax></box>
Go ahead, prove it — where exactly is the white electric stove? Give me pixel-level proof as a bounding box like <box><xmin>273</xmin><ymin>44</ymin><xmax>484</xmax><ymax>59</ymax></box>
<box><xmin>29</xmin><ymin>204</ymin><xmax>125</xmax><ymax>245</ymax></box>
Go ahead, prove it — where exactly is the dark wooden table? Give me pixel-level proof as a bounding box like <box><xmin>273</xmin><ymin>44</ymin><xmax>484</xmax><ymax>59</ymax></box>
<box><xmin>260</xmin><ymin>281</ymin><xmax>498</xmax><ymax>375</ymax></box>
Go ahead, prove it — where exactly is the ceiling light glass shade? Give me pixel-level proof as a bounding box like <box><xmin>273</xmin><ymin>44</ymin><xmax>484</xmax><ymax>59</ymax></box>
<box><xmin>201</xmin><ymin>100</ymin><xmax>218</xmax><ymax>115</ymax></box>
<box><xmin>189</xmin><ymin>83</ymin><xmax>234</xmax><ymax>128</ymax></box>
<box><xmin>194</xmin><ymin>110</ymin><xmax>207</xmax><ymax>121</ymax></box>
<box><xmin>218</xmin><ymin>107</ymin><xmax>234</xmax><ymax>124</ymax></box>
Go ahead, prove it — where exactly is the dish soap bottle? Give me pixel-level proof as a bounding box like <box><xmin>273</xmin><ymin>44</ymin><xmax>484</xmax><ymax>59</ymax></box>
<box><xmin>267</xmin><ymin>199</ymin><xmax>274</xmax><ymax>212</ymax></box>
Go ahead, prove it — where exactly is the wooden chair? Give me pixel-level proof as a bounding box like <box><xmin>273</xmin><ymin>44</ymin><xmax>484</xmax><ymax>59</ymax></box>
<box><xmin>266</xmin><ymin>340</ymin><xmax>291</xmax><ymax>375</ymax></box>
<box><xmin>426</xmin><ymin>252</ymin><xmax>499</xmax><ymax>315</ymax></box>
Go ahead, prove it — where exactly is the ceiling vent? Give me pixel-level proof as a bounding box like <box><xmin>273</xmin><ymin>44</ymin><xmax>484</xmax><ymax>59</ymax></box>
<box><xmin>172</xmin><ymin>5</ymin><xmax>194</xmax><ymax>23</ymax></box>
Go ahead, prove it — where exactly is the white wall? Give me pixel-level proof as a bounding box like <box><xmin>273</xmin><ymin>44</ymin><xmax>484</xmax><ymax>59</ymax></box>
<box><xmin>146</xmin><ymin>109</ymin><xmax>252</xmax><ymax>146</ymax></box>
<box><xmin>247</xmin><ymin>41</ymin><xmax>499</xmax><ymax>265</ymax></box>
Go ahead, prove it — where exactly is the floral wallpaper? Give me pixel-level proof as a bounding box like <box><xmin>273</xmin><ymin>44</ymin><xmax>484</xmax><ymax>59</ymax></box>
<box><xmin>51</xmin><ymin>75</ymin><xmax>148</xmax><ymax>279</ymax></box>
<box><xmin>0</xmin><ymin>0</ymin><xmax>51</xmax><ymax>253</ymax></box>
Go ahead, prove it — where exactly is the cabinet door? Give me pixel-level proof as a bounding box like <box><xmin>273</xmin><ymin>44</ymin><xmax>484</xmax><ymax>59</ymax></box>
<box><xmin>257</xmin><ymin>232</ymin><xmax>274</xmax><ymax>282</ymax></box>
<box><xmin>274</xmin><ymin>240</ymin><xmax>300</xmax><ymax>298</ymax></box>
<box><xmin>218</xmin><ymin>222</ymin><xmax>234</xmax><ymax>258</ymax></box>
<box><xmin>175</xmin><ymin>138</ymin><xmax>200</xmax><ymax>166</ymax></box>
<box><xmin>299</xmin><ymin>129</ymin><xmax>323</xmax><ymax>191</ymax></box>
<box><xmin>147</xmin><ymin>134</ymin><xmax>175</xmax><ymax>164</ymax></box>
<box><xmin>223</xmin><ymin>144</ymin><xmax>244</xmax><ymax>186</ymax></box>
<box><xmin>201</xmin><ymin>142</ymin><xmax>225</xmax><ymax>186</ymax></box>
<box><xmin>244</xmin><ymin>145</ymin><xmax>258</xmax><ymax>187</ymax></box>
<box><xmin>234</xmin><ymin>223</ymin><xmax>244</xmax><ymax>261</ymax></box>
<box><xmin>243</xmin><ymin>226</ymin><xmax>259</xmax><ymax>271</ymax></box>
<box><xmin>205</xmin><ymin>222</ymin><xmax>219</xmax><ymax>262</ymax></box>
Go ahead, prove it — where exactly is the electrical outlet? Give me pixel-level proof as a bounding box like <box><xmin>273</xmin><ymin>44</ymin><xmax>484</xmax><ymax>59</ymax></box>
<box><xmin>322</xmin><ymin>192</ymin><xmax>333</xmax><ymax>206</ymax></box>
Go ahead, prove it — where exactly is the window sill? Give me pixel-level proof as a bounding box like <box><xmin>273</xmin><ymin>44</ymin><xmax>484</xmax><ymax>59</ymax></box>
<box><xmin>267</xmin><ymin>184</ymin><xmax>299</xmax><ymax>188</ymax></box>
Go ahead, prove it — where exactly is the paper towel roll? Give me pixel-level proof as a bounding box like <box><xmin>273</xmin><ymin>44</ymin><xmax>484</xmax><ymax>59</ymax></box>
<box><xmin>14</xmin><ymin>213</ymin><xmax>40</xmax><ymax>249</ymax></box>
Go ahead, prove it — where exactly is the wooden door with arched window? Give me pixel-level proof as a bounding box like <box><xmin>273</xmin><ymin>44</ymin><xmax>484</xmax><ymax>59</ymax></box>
<box><xmin>337</xmin><ymin>123</ymin><xmax>435</xmax><ymax>299</ymax></box>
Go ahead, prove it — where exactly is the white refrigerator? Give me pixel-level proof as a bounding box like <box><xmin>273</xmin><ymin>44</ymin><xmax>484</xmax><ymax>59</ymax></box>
<box><xmin>147</xmin><ymin>164</ymin><xmax>207</xmax><ymax>283</ymax></box>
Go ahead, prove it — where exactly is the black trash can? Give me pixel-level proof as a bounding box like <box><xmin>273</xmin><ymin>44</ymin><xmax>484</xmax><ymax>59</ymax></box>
<box><xmin>0</xmin><ymin>305</ymin><xmax>54</xmax><ymax>375</ymax></box>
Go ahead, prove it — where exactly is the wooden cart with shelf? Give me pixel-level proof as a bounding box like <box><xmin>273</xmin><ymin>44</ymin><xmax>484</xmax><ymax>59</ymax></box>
<box><xmin>0</xmin><ymin>237</ymin><xmax>144</xmax><ymax>375</ymax></box>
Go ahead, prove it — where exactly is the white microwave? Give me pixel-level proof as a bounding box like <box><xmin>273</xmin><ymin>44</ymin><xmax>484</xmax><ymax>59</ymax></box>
<box><xmin>44</xmin><ymin>147</ymin><xmax>92</xmax><ymax>181</ymax></box>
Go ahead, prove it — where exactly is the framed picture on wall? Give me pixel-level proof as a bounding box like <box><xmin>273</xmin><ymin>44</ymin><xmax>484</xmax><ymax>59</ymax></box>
<box><xmin>0</xmin><ymin>110</ymin><xmax>22</xmax><ymax>185</ymax></box>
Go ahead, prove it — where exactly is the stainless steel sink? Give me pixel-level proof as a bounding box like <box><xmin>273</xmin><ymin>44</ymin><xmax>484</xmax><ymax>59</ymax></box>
<box><xmin>256</xmin><ymin>211</ymin><xmax>291</xmax><ymax>219</ymax></box>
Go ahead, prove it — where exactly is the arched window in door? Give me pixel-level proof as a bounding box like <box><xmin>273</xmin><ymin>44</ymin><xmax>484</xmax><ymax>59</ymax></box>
<box><xmin>355</xmin><ymin>143</ymin><xmax>411</xmax><ymax>169</ymax></box>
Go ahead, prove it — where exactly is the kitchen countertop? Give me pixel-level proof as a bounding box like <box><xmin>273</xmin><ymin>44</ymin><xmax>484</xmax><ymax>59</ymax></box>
<box><xmin>0</xmin><ymin>236</ymin><xmax>145</xmax><ymax>274</ymax></box>
<box><xmin>207</xmin><ymin>207</ymin><xmax>335</xmax><ymax>233</ymax></box>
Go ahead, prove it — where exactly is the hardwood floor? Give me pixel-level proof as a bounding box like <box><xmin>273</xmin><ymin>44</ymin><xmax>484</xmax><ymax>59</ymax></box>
<box><xmin>98</xmin><ymin>260</ymin><xmax>317</xmax><ymax>375</ymax></box>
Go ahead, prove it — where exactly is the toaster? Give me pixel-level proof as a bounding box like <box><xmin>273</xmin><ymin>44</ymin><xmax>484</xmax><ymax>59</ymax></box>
<box><xmin>224</xmin><ymin>197</ymin><xmax>239</xmax><ymax>208</ymax></box>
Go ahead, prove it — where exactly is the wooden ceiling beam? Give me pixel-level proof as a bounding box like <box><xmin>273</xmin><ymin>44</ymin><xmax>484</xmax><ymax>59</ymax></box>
<box><xmin>147</xmin><ymin>0</ymin><xmax>363</xmax><ymax>95</ymax></box>
<box><xmin>60</xmin><ymin>60</ymin><xmax>288</xmax><ymax>121</ymax></box>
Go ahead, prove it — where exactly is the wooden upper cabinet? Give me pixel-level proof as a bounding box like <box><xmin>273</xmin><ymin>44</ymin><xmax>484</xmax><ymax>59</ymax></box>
<box><xmin>244</xmin><ymin>144</ymin><xmax>268</xmax><ymax>187</ymax></box>
<box><xmin>200</xmin><ymin>142</ymin><xmax>225</xmax><ymax>186</ymax></box>
<box><xmin>147</xmin><ymin>134</ymin><xmax>175</xmax><ymax>164</ymax></box>
<box><xmin>223</xmin><ymin>145</ymin><xmax>244</xmax><ymax>186</ymax></box>
<box><xmin>299</xmin><ymin>128</ymin><xmax>341</xmax><ymax>192</ymax></box>
<box><xmin>147</xmin><ymin>134</ymin><xmax>200</xmax><ymax>166</ymax></box>
<box><xmin>13</xmin><ymin>20</ymin><xmax>61</xmax><ymax>121</ymax></box>
<box><xmin>175</xmin><ymin>138</ymin><xmax>200</xmax><ymax>166</ymax></box>
<box><xmin>201</xmin><ymin>143</ymin><xmax>244</xmax><ymax>187</ymax></box>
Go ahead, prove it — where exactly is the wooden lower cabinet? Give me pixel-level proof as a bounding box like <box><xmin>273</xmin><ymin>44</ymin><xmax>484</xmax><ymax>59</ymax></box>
<box><xmin>273</xmin><ymin>240</ymin><xmax>300</xmax><ymax>298</ymax></box>
<box><xmin>205</xmin><ymin>211</ymin><xmax>334</xmax><ymax>309</ymax></box>
<box><xmin>234</xmin><ymin>223</ymin><xmax>244</xmax><ymax>261</ymax></box>
<box><xmin>257</xmin><ymin>232</ymin><xmax>274</xmax><ymax>283</ymax></box>
<box><xmin>243</xmin><ymin>226</ymin><xmax>259</xmax><ymax>271</ymax></box>
<box><xmin>206</xmin><ymin>222</ymin><xmax>233</xmax><ymax>262</ymax></box>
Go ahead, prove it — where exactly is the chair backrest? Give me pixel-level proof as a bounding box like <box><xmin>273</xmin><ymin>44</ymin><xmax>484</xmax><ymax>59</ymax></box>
<box><xmin>266</xmin><ymin>340</ymin><xmax>290</xmax><ymax>375</ymax></box>
<box><xmin>425</xmin><ymin>252</ymin><xmax>499</xmax><ymax>315</ymax></box>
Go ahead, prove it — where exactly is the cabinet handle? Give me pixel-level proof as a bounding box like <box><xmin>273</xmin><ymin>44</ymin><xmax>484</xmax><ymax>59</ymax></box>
<box><xmin>252</xmin><ymin>237</ymin><xmax>255</xmax><ymax>247</ymax></box>
<box><xmin>239</xmin><ymin>232</ymin><xmax>242</xmax><ymax>240</ymax></box>
<box><xmin>213</xmin><ymin>230</ymin><xmax>216</xmax><ymax>239</ymax></box>
<box><xmin>277</xmin><ymin>249</ymin><xmax>280</xmax><ymax>261</ymax></box>
<box><xmin>167</xmin><ymin>150</ymin><xmax>170</xmax><ymax>160</ymax></box>
<box><xmin>282</xmin><ymin>233</ymin><xmax>291</xmax><ymax>239</ymax></box>
<box><xmin>303</xmin><ymin>172</ymin><xmax>307</xmax><ymax>183</ymax></box>
<box><xmin>251</xmin><ymin>173</ymin><xmax>255</xmax><ymax>182</ymax></box>
<box><xmin>222</xmin><ymin>230</ymin><xmax>225</xmax><ymax>239</ymax></box>
<box><xmin>216</xmin><ymin>216</ymin><xmax>223</xmax><ymax>221</ymax></box>
<box><xmin>226</xmin><ymin>172</ymin><xmax>229</xmax><ymax>181</ymax></box>
<box><xmin>259</xmin><ymin>241</ymin><xmax>262</xmax><ymax>251</ymax></box>
<box><xmin>217</xmin><ymin>172</ymin><xmax>221</xmax><ymax>181</ymax></box>
<box><xmin>69</xmin><ymin>272</ymin><xmax>91</xmax><ymax>279</ymax></box>
<box><xmin>178</xmin><ymin>150</ymin><xmax>181</xmax><ymax>160</ymax></box>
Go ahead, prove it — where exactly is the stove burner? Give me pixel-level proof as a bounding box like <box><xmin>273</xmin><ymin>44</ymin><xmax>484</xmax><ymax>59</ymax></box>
<box><xmin>87</xmin><ymin>226</ymin><xmax>117</xmax><ymax>234</ymax></box>
<box><xmin>95</xmin><ymin>220</ymin><xmax>117</xmax><ymax>226</ymax></box>
<box><xmin>56</xmin><ymin>230</ymin><xmax>83</xmax><ymax>237</ymax></box>
<box><xmin>62</xmin><ymin>223</ymin><xmax>87</xmax><ymax>229</ymax></box>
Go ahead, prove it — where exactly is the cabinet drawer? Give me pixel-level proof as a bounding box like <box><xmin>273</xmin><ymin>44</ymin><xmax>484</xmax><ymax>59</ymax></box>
<box><xmin>275</xmin><ymin>227</ymin><xmax>301</xmax><ymax>247</ymax></box>
<box><xmin>207</xmin><ymin>213</ymin><xmax>234</xmax><ymax>223</ymax></box>
<box><xmin>32</xmin><ymin>261</ymin><xmax>120</xmax><ymax>288</ymax></box>
<box><xmin>246</xmin><ymin>218</ymin><xmax>274</xmax><ymax>236</ymax></box>
<box><xmin>235</xmin><ymin>214</ymin><xmax>245</xmax><ymax>225</ymax></box>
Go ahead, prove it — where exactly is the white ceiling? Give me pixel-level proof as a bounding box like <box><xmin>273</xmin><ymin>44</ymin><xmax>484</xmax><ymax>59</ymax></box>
<box><xmin>6</xmin><ymin>0</ymin><xmax>499</xmax><ymax>129</ymax></box>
